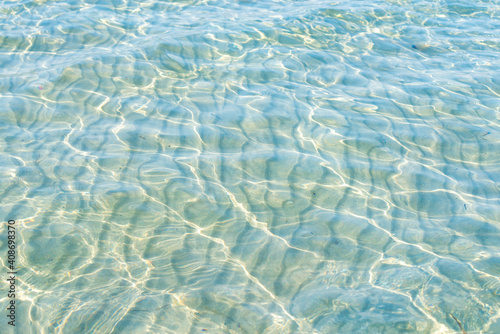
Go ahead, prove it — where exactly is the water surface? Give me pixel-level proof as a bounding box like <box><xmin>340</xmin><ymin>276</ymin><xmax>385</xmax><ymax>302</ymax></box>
<box><xmin>1</xmin><ymin>0</ymin><xmax>499</xmax><ymax>333</ymax></box>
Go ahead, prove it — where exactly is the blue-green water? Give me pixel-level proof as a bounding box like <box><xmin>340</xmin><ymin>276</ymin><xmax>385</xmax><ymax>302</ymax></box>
<box><xmin>1</xmin><ymin>0</ymin><xmax>499</xmax><ymax>333</ymax></box>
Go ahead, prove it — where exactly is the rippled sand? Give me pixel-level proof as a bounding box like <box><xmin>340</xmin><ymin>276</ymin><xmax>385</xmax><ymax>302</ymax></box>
<box><xmin>1</xmin><ymin>0</ymin><xmax>499</xmax><ymax>333</ymax></box>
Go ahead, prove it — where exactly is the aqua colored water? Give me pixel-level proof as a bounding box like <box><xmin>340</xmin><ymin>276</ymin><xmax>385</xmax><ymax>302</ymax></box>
<box><xmin>1</xmin><ymin>0</ymin><xmax>499</xmax><ymax>333</ymax></box>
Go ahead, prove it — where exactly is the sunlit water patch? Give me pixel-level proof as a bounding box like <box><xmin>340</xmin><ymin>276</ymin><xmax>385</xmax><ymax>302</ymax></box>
<box><xmin>0</xmin><ymin>0</ymin><xmax>499</xmax><ymax>333</ymax></box>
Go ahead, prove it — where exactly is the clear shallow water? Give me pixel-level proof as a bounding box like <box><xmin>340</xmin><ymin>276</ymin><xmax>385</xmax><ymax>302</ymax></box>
<box><xmin>0</xmin><ymin>0</ymin><xmax>499</xmax><ymax>332</ymax></box>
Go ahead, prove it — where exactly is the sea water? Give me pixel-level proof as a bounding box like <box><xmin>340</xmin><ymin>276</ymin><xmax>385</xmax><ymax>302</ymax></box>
<box><xmin>0</xmin><ymin>0</ymin><xmax>499</xmax><ymax>333</ymax></box>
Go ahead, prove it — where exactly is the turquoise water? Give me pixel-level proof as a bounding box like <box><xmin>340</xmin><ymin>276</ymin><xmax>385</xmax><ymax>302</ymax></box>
<box><xmin>1</xmin><ymin>0</ymin><xmax>499</xmax><ymax>333</ymax></box>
